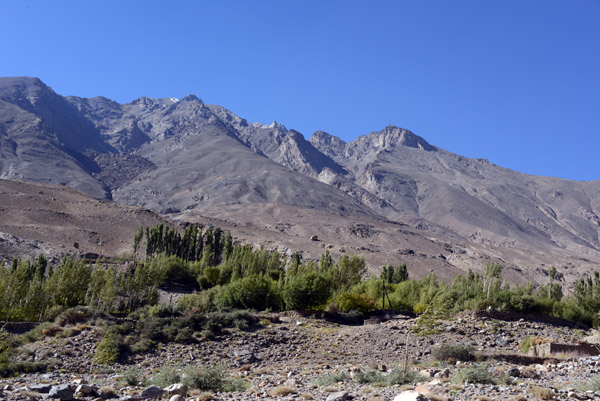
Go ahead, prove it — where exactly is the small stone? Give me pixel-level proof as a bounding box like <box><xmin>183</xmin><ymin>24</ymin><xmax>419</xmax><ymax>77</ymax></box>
<box><xmin>393</xmin><ymin>390</ymin><xmax>430</xmax><ymax>401</ymax></box>
<box><xmin>326</xmin><ymin>391</ymin><xmax>351</xmax><ymax>401</ymax></box>
<box><xmin>76</xmin><ymin>384</ymin><xmax>93</xmax><ymax>395</ymax></box>
<box><xmin>141</xmin><ymin>385</ymin><xmax>164</xmax><ymax>399</ymax></box>
<box><xmin>49</xmin><ymin>384</ymin><xmax>74</xmax><ymax>401</ymax></box>
<box><xmin>29</xmin><ymin>384</ymin><xmax>53</xmax><ymax>393</ymax></box>
<box><xmin>169</xmin><ymin>396</ymin><xmax>185</xmax><ymax>401</ymax></box>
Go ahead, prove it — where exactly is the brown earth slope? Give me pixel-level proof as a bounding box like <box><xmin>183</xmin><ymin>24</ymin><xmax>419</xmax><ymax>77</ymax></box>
<box><xmin>0</xmin><ymin>179</ymin><xmax>168</xmax><ymax>261</ymax></box>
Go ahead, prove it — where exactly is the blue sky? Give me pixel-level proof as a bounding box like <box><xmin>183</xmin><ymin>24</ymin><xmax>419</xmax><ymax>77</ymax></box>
<box><xmin>2</xmin><ymin>1</ymin><xmax>599</xmax><ymax>181</ymax></box>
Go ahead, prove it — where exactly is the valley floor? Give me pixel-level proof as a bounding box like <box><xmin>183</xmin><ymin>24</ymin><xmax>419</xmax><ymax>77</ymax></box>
<box><xmin>3</xmin><ymin>311</ymin><xmax>600</xmax><ymax>400</ymax></box>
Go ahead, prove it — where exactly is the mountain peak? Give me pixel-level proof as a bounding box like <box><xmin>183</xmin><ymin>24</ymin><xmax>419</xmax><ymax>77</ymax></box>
<box><xmin>369</xmin><ymin>125</ymin><xmax>436</xmax><ymax>152</ymax></box>
<box><xmin>309</xmin><ymin>131</ymin><xmax>347</xmax><ymax>159</ymax></box>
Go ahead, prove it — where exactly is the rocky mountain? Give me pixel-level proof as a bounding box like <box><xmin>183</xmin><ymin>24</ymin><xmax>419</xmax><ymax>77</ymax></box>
<box><xmin>1</xmin><ymin>76</ymin><xmax>599</xmax><ymax>284</ymax></box>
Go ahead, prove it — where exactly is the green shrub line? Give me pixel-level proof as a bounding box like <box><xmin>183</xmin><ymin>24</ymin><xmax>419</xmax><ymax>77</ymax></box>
<box><xmin>1</xmin><ymin>224</ymin><xmax>599</xmax><ymax>353</ymax></box>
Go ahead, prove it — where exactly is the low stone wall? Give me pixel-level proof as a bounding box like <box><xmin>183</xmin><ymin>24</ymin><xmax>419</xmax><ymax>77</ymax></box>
<box><xmin>0</xmin><ymin>321</ymin><xmax>39</xmax><ymax>334</ymax></box>
<box><xmin>529</xmin><ymin>342</ymin><xmax>600</xmax><ymax>358</ymax></box>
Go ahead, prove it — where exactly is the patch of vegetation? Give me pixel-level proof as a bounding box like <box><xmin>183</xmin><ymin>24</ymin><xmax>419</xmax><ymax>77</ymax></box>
<box><xmin>182</xmin><ymin>364</ymin><xmax>247</xmax><ymax>392</ymax></box>
<box><xmin>527</xmin><ymin>385</ymin><xmax>555</xmax><ymax>400</ymax></box>
<box><xmin>353</xmin><ymin>370</ymin><xmax>385</xmax><ymax>384</ymax></box>
<box><xmin>312</xmin><ymin>371</ymin><xmax>349</xmax><ymax>386</ymax></box>
<box><xmin>93</xmin><ymin>331</ymin><xmax>125</xmax><ymax>365</ymax></box>
<box><xmin>576</xmin><ymin>375</ymin><xmax>600</xmax><ymax>392</ymax></box>
<box><xmin>432</xmin><ymin>345</ymin><xmax>476</xmax><ymax>362</ymax></box>
<box><xmin>270</xmin><ymin>386</ymin><xmax>297</xmax><ymax>396</ymax></box>
<box><xmin>453</xmin><ymin>364</ymin><xmax>498</xmax><ymax>385</ymax></box>
<box><xmin>122</xmin><ymin>368</ymin><xmax>144</xmax><ymax>386</ymax></box>
<box><xmin>5</xmin><ymin>222</ymin><xmax>600</xmax><ymax>340</ymax></box>
<box><xmin>384</xmin><ymin>368</ymin><xmax>425</xmax><ymax>386</ymax></box>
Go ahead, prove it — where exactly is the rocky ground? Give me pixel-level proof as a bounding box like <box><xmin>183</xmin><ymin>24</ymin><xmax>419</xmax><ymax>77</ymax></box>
<box><xmin>3</xmin><ymin>310</ymin><xmax>600</xmax><ymax>400</ymax></box>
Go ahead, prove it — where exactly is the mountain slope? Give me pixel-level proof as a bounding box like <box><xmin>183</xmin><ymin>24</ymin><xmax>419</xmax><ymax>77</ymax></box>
<box><xmin>1</xmin><ymin>76</ymin><xmax>600</xmax><ymax>285</ymax></box>
<box><xmin>0</xmin><ymin>77</ymin><xmax>111</xmax><ymax>198</ymax></box>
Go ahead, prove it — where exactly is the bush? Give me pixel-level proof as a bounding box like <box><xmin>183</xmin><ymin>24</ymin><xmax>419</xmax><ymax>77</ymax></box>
<box><xmin>283</xmin><ymin>272</ymin><xmax>332</xmax><ymax>310</ymax></box>
<box><xmin>312</xmin><ymin>371</ymin><xmax>348</xmax><ymax>386</ymax></box>
<box><xmin>93</xmin><ymin>331</ymin><xmax>124</xmax><ymax>365</ymax></box>
<box><xmin>130</xmin><ymin>338</ymin><xmax>155</xmax><ymax>354</ymax></box>
<box><xmin>353</xmin><ymin>370</ymin><xmax>384</xmax><ymax>384</ymax></box>
<box><xmin>182</xmin><ymin>364</ymin><xmax>247</xmax><ymax>392</ymax></box>
<box><xmin>122</xmin><ymin>368</ymin><xmax>144</xmax><ymax>386</ymax></box>
<box><xmin>177</xmin><ymin>290</ymin><xmax>218</xmax><ymax>313</ymax></box>
<box><xmin>17</xmin><ymin>322</ymin><xmax>54</xmax><ymax>345</ymax></box>
<box><xmin>217</xmin><ymin>275</ymin><xmax>282</xmax><ymax>311</ymax></box>
<box><xmin>432</xmin><ymin>345</ymin><xmax>476</xmax><ymax>362</ymax></box>
<box><xmin>0</xmin><ymin>328</ymin><xmax>12</xmax><ymax>365</ymax></box>
<box><xmin>334</xmin><ymin>292</ymin><xmax>376</xmax><ymax>313</ymax></box>
<box><xmin>453</xmin><ymin>364</ymin><xmax>497</xmax><ymax>385</ymax></box>
<box><xmin>270</xmin><ymin>386</ymin><xmax>296</xmax><ymax>396</ymax></box>
<box><xmin>151</xmin><ymin>365</ymin><xmax>181</xmax><ymax>388</ymax></box>
<box><xmin>56</xmin><ymin>306</ymin><xmax>97</xmax><ymax>326</ymax></box>
<box><xmin>384</xmin><ymin>368</ymin><xmax>425</xmax><ymax>386</ymax></box>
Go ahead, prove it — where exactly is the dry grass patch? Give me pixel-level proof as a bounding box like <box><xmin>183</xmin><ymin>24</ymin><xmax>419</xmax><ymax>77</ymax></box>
<box><xmin>270</xmin><ymin>386</ymin><xmax>296</xmax><ymax>396</ymax></box>
<box><xmin>527</xmin><ymin>385</ymin><xmax>555</xmax><ymax>400</ymax></box>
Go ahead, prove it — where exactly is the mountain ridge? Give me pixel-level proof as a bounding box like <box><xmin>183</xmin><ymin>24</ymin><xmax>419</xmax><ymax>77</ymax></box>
<box><xmin>1</xmin><ymin>76</ymin><xmax>599</xmax><ymax>285</ymax></box>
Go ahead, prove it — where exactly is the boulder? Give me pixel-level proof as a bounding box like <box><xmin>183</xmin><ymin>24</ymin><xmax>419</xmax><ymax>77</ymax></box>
<box><xmin>393</xmin><ymin>391</ymin><xmax>430</xmax><ymax>401</ymax></box>
<box><xmin>232</xmin><ymin>349</ymin><xmax>256</xmax><ymax>364</ymax></box>
<box><xmin>29</xmin><ymin>384</ymin><xmax>53</xmax><ymax>393</ymax></box>
<box><xmin>75</xmin><ymin>384</ymin><xmax>94</xmax><ymax>395</ymax></box>
<box><xmin>141</xmin><ymin>385</ymin><xmax>164</xmax><ymax>399</ymax></box>
<box><xmin>49</xmin><ymin>384</ymin><xmax>74</xmax><ymax>401</ymax></box>
<box><xmin>326</xmin><ymin>391</ymin><xmax>351</xmax><ymax>401</ymax></box>
<box><xmin>164</xmin><ymin>383</ymin><xmax>188</xmax><ymax>397</ymax></box>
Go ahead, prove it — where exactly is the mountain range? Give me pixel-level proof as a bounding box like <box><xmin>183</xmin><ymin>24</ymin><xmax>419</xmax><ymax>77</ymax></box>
<box><xmin>1</xmin><ymin>76</ymin><xmax>599</xmax><ymax>285</ymax></box>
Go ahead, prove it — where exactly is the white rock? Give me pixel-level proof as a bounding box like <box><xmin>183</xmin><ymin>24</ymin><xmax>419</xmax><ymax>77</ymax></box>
<box><xmin>393</xmin><ymin>390</ymin><xmax>430</xmax><ymax>401</ymax></box>
<box><xmin>164</xmin><ymin>383</ymin><xmax>187</xmax><ymax>397</ymax></box>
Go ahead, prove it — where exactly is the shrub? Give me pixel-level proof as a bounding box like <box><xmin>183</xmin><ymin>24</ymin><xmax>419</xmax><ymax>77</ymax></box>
<box><xmin>432</xmin><ymin>345</ymin><xmax>476</xmax><ymax>362</ymax></box>
<box><xmin>217</xmin><ymin>275</ymin><xmax>282</xmax><ymax>311</ymax></box>
<box><xmin>528</xmin><ymin>385</ymin><xmax>555</xmax><ymax>400</ymax></box>
<box><xmin>453</xmin><ymin>364</ymin><xmax>497</xmax><ymax>385</ymax></box>
<box><xmin>353</xmin><ymin>370</ymin><xmax>384</xmax><ymax>384</ymax></box>
<box><xmin>334</xmin><ymin>292</ymin><xmax>376</xmax><ymax>313</ymax></box>
<box><xmin>122</xmin><ymin>368</ymin><xmax>144</xmax><ymax>386</ymax></box>
<box><xmin>270</xmin><ymin>386</ymin><xmax>296</xmax><ymax>396</ymax></box>
<box><xmin>56</xmin><ymin>306</ymin><xmax>96</xmax><ymax>326</ymax></box>
<box><xmin>18</xmin><ymin>322</ymin><xmax>53</xmax><ymax>344</ymax></box>
<box><xmin>151</xmin><ymin>365</ymin><xmax>181</xmax><ymax>388</ymax></box>
<box><xmin>41</xmin><ymin>325</ymin><xmax>63</xmax><ymax>337</ymax></box>
<box><xmin>182</xmin><ymin>364</ymin><xmax>247</xmax><ymax>392</ymax></box>
<box><xmin>177</xmin><ymin>290</ymin><xmax>218</xmax><ymax>313</ymax></box>
<box><xmin>519</xmin><ymin>336</ymin><xmax>532</xmax><ymax>354</ymax></box>
<box><xmin>130</xmin><ymin>338</ymin><xmax>155</xmax><ymax>354</ymax></box>
<box><xmin>312</xmin><ymin>371</ymin><xmax>348</xmax><ymax>386</ymax></box>
<box><xmin>384</xmin><ymin>368</ymin><xmax>425</xmax><ymax>386</ymax></box>
<box><xmin>283</xmin><ymin>272</ymin><xmax>332</xmax><ymax>310</ymax></box>
<box><xmin>576</xmin><ymin>375</ymin><xmax>600</xmax><ymax>392</ymax></box>
<box><xmin>0</xmin><ymin>328</ymin><xmax>11</xmax><ymax>365</ymax></box>
<box><xmin>93</xmin><ymin>331</ymin><xmax>124</xmax><ymax>365</ymax></box>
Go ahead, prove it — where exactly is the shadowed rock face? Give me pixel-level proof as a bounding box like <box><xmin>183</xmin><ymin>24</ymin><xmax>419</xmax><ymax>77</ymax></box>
<box><xmin>1</xmin><ymin>76</ymin><xmax>600</xmax><ymax>284</ymax></box>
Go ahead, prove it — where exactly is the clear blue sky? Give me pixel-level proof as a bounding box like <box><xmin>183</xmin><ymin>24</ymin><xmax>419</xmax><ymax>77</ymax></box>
<box><xmin>2</xmin><ymin>1</ymin><xmax>599</xmax><ymax>181</ymax></box>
